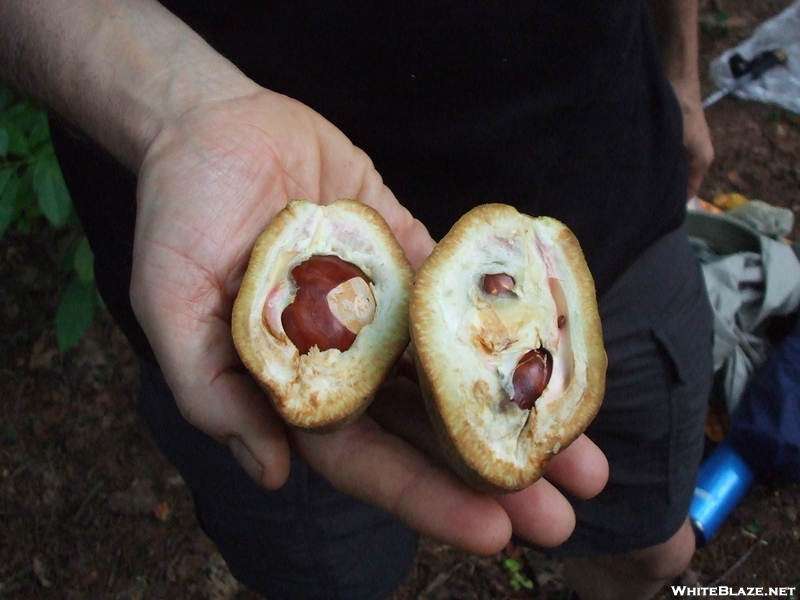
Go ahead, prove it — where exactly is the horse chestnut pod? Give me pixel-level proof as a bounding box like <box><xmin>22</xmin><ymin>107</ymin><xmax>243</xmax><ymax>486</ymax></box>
<box><xmin>410</xmin><ymin>204</ymin><xmax>606</xmax><ymax>492</ymax></box>
<box><xmin>232</xmin><ymin>199</ymin><xmax>414</xmax><ymax>431</ymax></box>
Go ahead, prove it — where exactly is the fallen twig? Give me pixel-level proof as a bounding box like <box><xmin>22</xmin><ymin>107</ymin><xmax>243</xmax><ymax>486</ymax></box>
<box><xmin>106</xmin><ymin>547</ymin><xmax>122</xmax><ymax>593</ymax></box>
<box><xmin>71</xmin><ymin>481</ymin><xmax>104</xmax><ymax>523</ymax></box>
<box><xmin>709</xmin><ymin>538</ymin><xmax>768</xmax><ymax>586</ymax></box>
<box><xmin>418</xmin><ymin>562</ymin><xmax>463</xmax><ymax>599</ymax></box>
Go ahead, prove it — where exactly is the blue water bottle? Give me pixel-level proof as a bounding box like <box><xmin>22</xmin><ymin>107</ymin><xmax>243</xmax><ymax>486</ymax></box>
<box><xmin>689</xmin><ymin>439</ymin><xmax>756</xmax><ymax>546</ymax></box>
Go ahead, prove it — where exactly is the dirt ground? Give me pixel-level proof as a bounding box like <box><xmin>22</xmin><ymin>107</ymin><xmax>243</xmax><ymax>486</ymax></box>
<box><xmin>1</xmin><ymin>1</ymin><xmax>799</xmax><ymax>598</ymax></box>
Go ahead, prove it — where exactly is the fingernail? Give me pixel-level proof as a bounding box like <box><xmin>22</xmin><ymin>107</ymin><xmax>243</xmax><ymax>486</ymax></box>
<box><xmin>228</xmin><ymin>436</ymin><xmax>264</xmax><ymax>484</ymax></box>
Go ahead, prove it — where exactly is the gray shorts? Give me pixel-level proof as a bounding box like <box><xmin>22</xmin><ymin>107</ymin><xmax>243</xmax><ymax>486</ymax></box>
<box><xmin>549</xmin><ymin>222</ymin><xmax>714</xmax><ymax>556</ymax></box>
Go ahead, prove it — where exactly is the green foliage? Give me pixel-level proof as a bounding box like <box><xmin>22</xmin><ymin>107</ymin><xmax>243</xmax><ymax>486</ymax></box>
<box><xmin>501</xmin><ymin>558</ymin><xmax>534</xmax><ymax>592</ymax></box>
<box><xmin>767</xmin><ymin>109</ymin><xmax>784</xmax><ymax>122</ymax></box>
<box><xmin>56</xmin><ymin>279</ymin><xmax>100</xmax><ymax>351</ymax></box>
<box><xmin>744</xmin><ymin>520</ymin><xmax>761</xmax><ymax>536</ymax></box>
<box><xmin>0</xmin><ymin>86</ymin><xmax>100</xmax><ymax>351</ymax></box>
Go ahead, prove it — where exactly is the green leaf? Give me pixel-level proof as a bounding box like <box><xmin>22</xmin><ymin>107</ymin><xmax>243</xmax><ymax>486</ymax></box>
<box><xmin>56</xmin><ymin>279</ymin><xmax>98</xmax><ymax>351</ymax></box>
<box><xmin>502</xmin><ymin>558</ymin><xmax>522</xmax><ymax>572</ymax></box>
<box><xmin>0</xmin><ymin>126</ymin><xmax>8</xmax><ymax>157</ymax></box>
<box><xmin>0</xmin><ymin>170</ymin><xmax>18</xmax><ymax>239</ymax></box>
<box><xmin>4</xmin><ymin>102</ymin><xmax>44</xmax><ymax>133</ymax></box>
<box><xmin>73</xmin><ymin>236</ymin><xmax>95</xmax><ymax>284</ymax></box>
<box><xmin>0</xmin><ymin>99</ymin><xmax>48</xmax><ymax>157</ymax></box>
<box><xmin>33</xmin><ymin>151</ymin><xmax>72</xmax><ymax>228</ymax></box>
<box><xmin>508</xmin><ymin>572</ymin><xmax>534</xmax><ymax>591</ymax></box>
<box><xmin>3</xmin><ymin>121</ymin><xmax>30</xmax><ymax>156</ymax></box>
<box><xmin>766</xmin><ymin>109</ymin><xmax>784</xmax><ymax>123</ymax></box>
<box><xmin>745</xmin><ymin>520</ymin><xmax>761</xmax><ymax>535</ymax></box>
<box><xmin>3</xmin><ymin>176</ymin><xmax>22</xmax><ymax>210</ymax></box>
<box><xmin>0</xmin><ymin>167</ymin><xmax>11</xmax><ymax>196</ymax></box>
<box><xmin>15</xmin><ymin>217</ymin><xmax>31</xmax><ymax>235</ymax></box>
<box><xmin>27</xmin><ymin>114</ymin><xmax>50</xmax><ymax>151</ymax></box>
<box><xmin>96</xmin><ymin>288</ymin><xmax>106</xmax><ymax>310</ymax></box>
<box><xmin>22</xmin><ymin>196</ymin><xmax>42</xmax><ymax>220</ymax></box>
<box><xmin>0</xmin><ymin>86</ymin><xmax>14</xmax><ymax>111</ymax></box>
<box><xmin>10</xmin><ymin>166</ymin><xmax>32</xmax><ymax>212</ymax></box>
<box><xmin>0</xmin><ymin>203</ymin><xmax>12</xmax><ymax>239</ymax></box>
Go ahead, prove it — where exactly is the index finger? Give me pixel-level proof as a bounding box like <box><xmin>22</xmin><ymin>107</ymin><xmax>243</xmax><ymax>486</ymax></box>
<box><xmin>346</xmin><ymin>164</ymin><xmax>436</xmax><ymax>269</ymax></box>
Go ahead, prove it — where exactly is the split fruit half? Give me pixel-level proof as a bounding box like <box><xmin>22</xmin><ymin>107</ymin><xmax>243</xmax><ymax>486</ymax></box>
<box><xmin>232</xmin><ymin>199</ymin><xmax>414</xmax><ymax>431</ymax></box>
<box><xmin>410</xmin><ymin>203</ymin><xmax>606</xmax><ymax>492</ymax></box>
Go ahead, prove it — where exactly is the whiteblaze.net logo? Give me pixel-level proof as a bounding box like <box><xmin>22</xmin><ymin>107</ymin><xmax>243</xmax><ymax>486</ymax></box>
<box><xmin>671</xmin><ymin>586</ymin><xmax>796</xmax><ymax>597</ymax></box>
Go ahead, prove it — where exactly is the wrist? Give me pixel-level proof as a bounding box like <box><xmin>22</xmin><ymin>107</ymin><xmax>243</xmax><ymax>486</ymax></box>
<box><xmin>73</xmin><ymin>1</ymin><xmax>263</xmax><ymax>172</ymax></box>
<box><xmin>669</xmin><ymin>70</ymin><xmax>703</xmax><ymax>107</ymax></box>
<box><xmin>0</xmin><ymin>0</ymin><xmax>261</xmax><ymax>172</ymax></box>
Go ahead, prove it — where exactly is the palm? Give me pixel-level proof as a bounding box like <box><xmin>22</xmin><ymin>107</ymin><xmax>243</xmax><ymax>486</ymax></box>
<box><xmin>133</xmin><ymin>90</ymin><xmax>420</xmax><ymax>429</ymax></box>
<box><xmin>128</xmin><ymin>90</ymin><xmax>607</xmax><ymax>555</ymax></box>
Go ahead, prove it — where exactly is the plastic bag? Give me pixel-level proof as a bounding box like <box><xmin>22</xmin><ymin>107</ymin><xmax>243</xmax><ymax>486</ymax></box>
<box><xmin>709</xmin><ymin>0</ymin><xmax>800</xmax><ymax>113</ymax></box>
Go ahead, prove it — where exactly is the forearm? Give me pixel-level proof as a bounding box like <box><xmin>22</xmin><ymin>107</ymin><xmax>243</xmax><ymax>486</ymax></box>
<box><xmin>647</xmin><ymin>0</ymin><xmax>713</xmax><ymax>198</ymax></box>
<box><xmin>646</xmin><ymin>0</ymin><xmax>701</xmax><ymax>86</ymax></box>
<box><xmin>0</xmin><ymin>0</ymin><xmax>258</xmax><ymax>171</ymax></box>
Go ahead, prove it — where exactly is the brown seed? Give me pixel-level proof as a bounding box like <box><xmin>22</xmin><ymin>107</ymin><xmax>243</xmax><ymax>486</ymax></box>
<box><xmin>482</xmin><ymin>273</ymin><xmax>516</xmax><ymax>296</ymax></box>
<box><xmin>280</xmin><ymin>255</ymin><xmax>375</xmax><ymax>354</ymax></box>
<box><xmin>511</xmin><ymin>349</ymin><xmax>553</xmax><ymax>410</ymax></box>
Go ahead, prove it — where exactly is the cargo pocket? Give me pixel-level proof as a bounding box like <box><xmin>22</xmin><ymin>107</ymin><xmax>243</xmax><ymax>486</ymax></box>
<box><xmin>651</xmin><ymin>293</ymin><xmax>714</xmax><ymax>507</ymax></box>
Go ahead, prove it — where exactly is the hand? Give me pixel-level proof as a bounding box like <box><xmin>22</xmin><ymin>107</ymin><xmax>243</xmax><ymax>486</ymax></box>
<box><xmin>364</xmin><ymin>375</ymin><xmax>608</xmax><ymax>550</ymax></box>
<box><xmin>671</xmin><ymin>77</ymin><xmax>715</xmax><ymax>199</ymax></box>
<box><xmin>130</xmin><ymin>89</ymin><xmax>608</xmax><ymax>555</ymax></box>
<box><xmin>130</xmin><ymin>87</ymin><xmax>432</xmax><ymax>478</ymax></box>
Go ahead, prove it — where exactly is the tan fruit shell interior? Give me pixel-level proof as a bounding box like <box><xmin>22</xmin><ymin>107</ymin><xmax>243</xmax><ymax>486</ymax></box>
<box><xmin>232</xmin><ymin>199</ymin><xmax>414</xmax><ymax>431</ymax></box>
<box><xmin>410</xmin><ymin>203</ymin><xmax>606</xmax><ymax>492</ymax></box>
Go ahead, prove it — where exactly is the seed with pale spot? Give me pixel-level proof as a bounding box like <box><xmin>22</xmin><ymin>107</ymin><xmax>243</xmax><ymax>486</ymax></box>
<box><xmin>327</xmin><ymin>277</ymin><xmax>376</xmax><ymax>334</ymax></box>
<box><xmin>482</xmin><ymin>273</ymin><xmax>516</xmax><ymax>296</ymax></box>
<box><xmin>280</xmin><ymin>255</ymin><xmax>374</xmax><ymax>354</ymax></box>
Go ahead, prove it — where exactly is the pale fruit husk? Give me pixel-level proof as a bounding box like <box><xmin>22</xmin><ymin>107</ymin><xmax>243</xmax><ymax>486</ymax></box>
<box><xmin>232</xmin><ymin>199</ymin><xmax>414</xmax><ymax>431</ymax></box>
<box><xmin>410</xmin><ymin>203</ymin><xmax>606</xmax><ymax>492</ymax></box>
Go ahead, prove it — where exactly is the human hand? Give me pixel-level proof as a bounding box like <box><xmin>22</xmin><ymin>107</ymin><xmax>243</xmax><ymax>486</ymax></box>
<box><xmin>130</xmin><ymin>89</ymin><xmax>607</xmax><ymax>554</ymax></box>
<box><xmin>130</xmin><ymin>87</ymin><xmax>432</xmax><ymax>479</ymax></box>
<box><xmin>362</xmin><ymin>374</ymin><xmax>608</xmax><ymax>549</ymax></box>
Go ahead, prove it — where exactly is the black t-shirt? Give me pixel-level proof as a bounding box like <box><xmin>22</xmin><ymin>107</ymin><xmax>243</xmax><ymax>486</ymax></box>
<box><xmin>52</xmin><ymin>0</ymin><xmax>687</xmax><ymax>362</ymax></box>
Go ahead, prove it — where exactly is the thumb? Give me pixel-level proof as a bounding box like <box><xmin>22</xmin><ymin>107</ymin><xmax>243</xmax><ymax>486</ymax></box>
<box><xmin>190</xmin><ymin>367</ymin><xmax>292</xmax><ymax>490</ymax></box>
<box><xmin>133</xmin><ymin>286</ymin><xmax>292</xmax><ymax>489</ymax></box>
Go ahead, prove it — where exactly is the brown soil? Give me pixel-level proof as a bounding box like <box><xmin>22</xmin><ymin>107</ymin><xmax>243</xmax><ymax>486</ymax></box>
<box><xmin>1</xmin><ymin>1</ymin><xmax>799</xmax><ymax>598</ymax></box>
